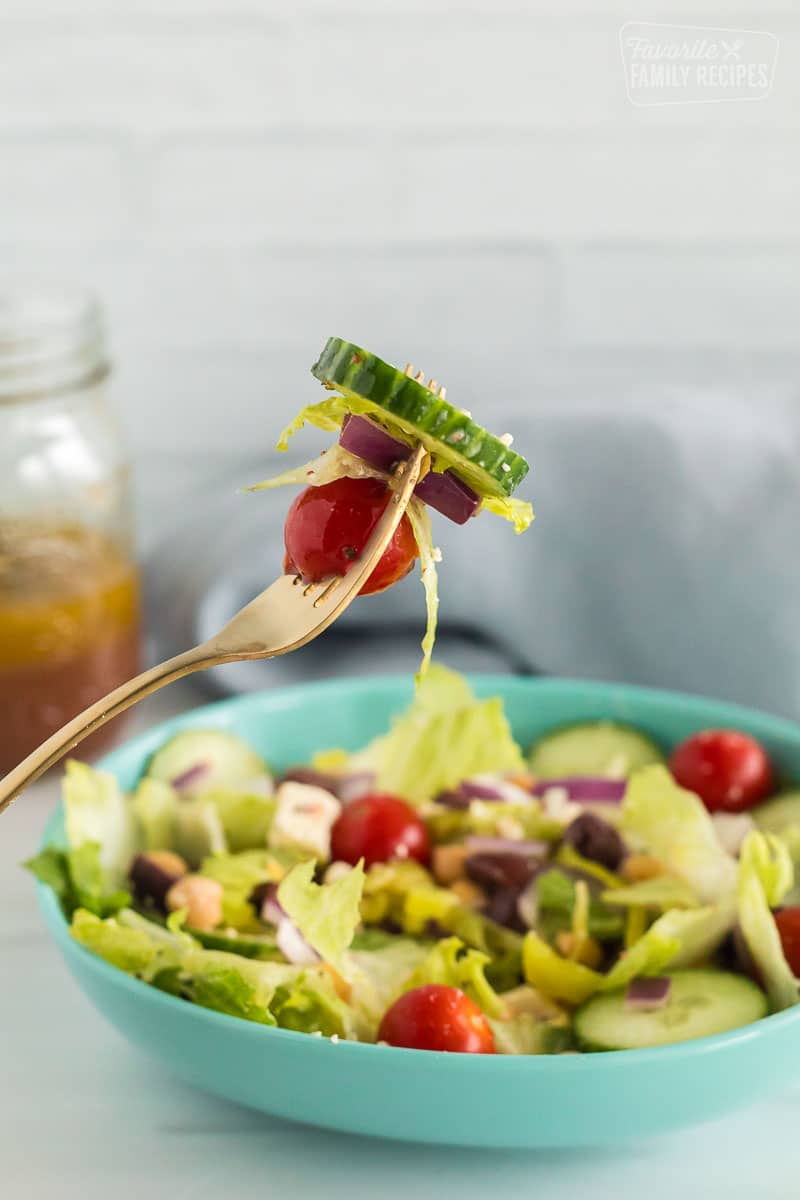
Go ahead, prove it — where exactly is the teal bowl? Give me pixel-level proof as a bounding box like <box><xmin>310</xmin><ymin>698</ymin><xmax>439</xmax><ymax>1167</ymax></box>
<box><xmin>38</xmin><ymin>675</ymin><xmax>800</xmax><ymax>1148</ymax></box>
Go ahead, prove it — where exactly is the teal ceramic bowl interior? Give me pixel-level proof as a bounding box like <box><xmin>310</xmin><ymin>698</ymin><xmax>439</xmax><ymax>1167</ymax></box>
<box><xmin>38</xmin><ymin>675</ymin><xmax>800</xmax><ymax>1148</ymax></box>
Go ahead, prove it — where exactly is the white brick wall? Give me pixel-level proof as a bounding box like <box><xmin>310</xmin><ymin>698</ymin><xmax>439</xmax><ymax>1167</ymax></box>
<box><xmin>0</xmin><ymin>0</ymin><xmax>797</xmax><ymax>462</ymax></box>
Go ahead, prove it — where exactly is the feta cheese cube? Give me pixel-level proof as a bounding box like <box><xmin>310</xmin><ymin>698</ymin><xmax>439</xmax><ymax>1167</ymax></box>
<box><xmin>268</xmin><ymin>781</ymin><xmax>341</xmax><ymax>862</ymax></box>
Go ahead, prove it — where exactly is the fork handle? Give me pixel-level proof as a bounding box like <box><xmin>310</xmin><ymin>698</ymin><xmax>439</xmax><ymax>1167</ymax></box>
<box><xmin>0</xmin><ymin>645</ymin><xmax>212</xmax><ymax>816</ymax></box>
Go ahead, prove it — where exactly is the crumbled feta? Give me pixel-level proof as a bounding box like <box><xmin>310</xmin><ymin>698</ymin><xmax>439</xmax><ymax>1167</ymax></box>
<box><xmin>711</xmin><ymin>812</ymin><xmax>755</xmax><ymax>858</ymax></box>
<box><xmin>268</xmin><ymin>781</ymin><xmax>341</xmax><ymax>861</ymax></box>
<box><xmin>541</xmin><ymin>785</ymin><xmax>583</xmax><ymax>826</ymax></box>
<box><xmin>324</xmin><ymin>860</ymin><xmax>353</xmax><ymax>884</ymax></box>
<box><xmin>496</xmin><ymin>817</ymin><xmax>525</xmax><ymax>840</ymax></box>
<box><xmin>499</xmin><ymin>433</ymin><xmax>514</xmax><ymax>447</ymax></box>
<box><xmin>501</xmin><ymin>463</ymin><xmax>511</xmax><ymax>473</ymax></box>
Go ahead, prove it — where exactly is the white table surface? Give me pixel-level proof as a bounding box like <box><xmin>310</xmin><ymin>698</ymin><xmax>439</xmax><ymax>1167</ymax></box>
<box><xmin>2</xmin><ymin>681</ymin><xmax>799</xmax><ymax>1198</ymax></box>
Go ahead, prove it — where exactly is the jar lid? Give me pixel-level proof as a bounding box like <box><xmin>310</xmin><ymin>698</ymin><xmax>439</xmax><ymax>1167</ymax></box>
<box><xmin>0</xmin><ymin>284</ymin><xmax>109</xmax><ymax>403</ymax></box>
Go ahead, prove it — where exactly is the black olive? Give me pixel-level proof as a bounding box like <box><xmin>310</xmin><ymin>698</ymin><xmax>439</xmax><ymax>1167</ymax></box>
<box><xmin>562</xmin><ymin>813</ymin><xmax>626</xmax><ymax>871</ymax></box>
<box><xmin>129</xmin><ymin>854</ymin><xmax>183</xmax><ymax>910</ymax></box>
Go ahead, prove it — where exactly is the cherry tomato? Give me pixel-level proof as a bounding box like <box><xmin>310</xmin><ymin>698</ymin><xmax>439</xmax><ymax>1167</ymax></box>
<box><xmin>330</xmin><ymin>793</ymin><xmax>430</xmax><ymax>868</ymax></box>
<box><xmin>669</xmin><ymin>729</ymin><xmax>774</xmax><ymax>813</ymax></box>
<box><xmin>283</xmin><ymin>477</ymin><xmax>419</xmax><ymax>597</ymax></box>
<box><xmin>378</xmin><ymin>984</ymin><xmax>495</xmax><ymax>1053</ymax></box>
<box><xmin>774</xmin><ymin>908</ymin><xmax>800</xmax><ymax>976</ymax></box>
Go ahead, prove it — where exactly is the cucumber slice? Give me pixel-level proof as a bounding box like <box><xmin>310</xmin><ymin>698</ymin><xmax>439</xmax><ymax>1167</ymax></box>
<box><xmin>574</xmin><ymin>970</ymin><xmax>767</xmax><ymax>1051</ymax></box>
<box><xmin>311</xmin><ymin>336</ymin><xmax>529</xmax><ymax>499</ymax></box>
<box><xmin>529</xmin><ymin>721</ymin><xmax>664</xmax><ymax>780</ymax></box>
<box><xmin>754</xmin><ymin>790</ymin><xmax>800</xmax><ymax>836</ymax></box>
<box><xmin>146</xmin><ymin>730</ymin><xmax>269</xmax><ymax>792</ymax></box>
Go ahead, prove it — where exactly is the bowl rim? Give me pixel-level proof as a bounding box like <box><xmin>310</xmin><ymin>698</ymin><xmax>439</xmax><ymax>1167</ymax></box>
<box><xmin>38</xmin><ymin>671</ymin><xmax>800</xmax><ymax>1070</ymax></box>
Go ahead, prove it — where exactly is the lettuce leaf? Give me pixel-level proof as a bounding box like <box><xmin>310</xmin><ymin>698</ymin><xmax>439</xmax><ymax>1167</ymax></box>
<box><xmin>601</xmin><ymin>876</ymin><xmax>701</xmax><ymax>911</ymax></box>
<box><xmin>175</xmin><ymin>798</ymin><xmax>227</xmax><ymax>867</ymax></box>
<box><xmin>348</xmin><ymin>938</ymin><xmax>432</xmax><ymax>1017</ymax></box>
<box><xmin>600</xmin><ymin>903</ymin><xmax>734</xmax><ymax>991</ymax></box>
<box><xmin>277</xmin><ymin>858</ymin><xmax>365</xmax><ymax>970</ymax></box>
<box><xmin>25</xmin><ymin>843</ymin><xmax>131</xmax><ymax>919</ymax></box>
<box><xmin>72</xmin><ymin>908</ymin><xmax>164</xmax><ymax>974</ymax></box>
<box><xmin>737</xmin><ymin>831</ymin><xmax>799</xmax><ymax>1012</ymax></box>
<box><xmin>63</xmin><ymin>760</ymin><xmax>139</xmax><ymax>888</ymax></box>
<box><xmin>199</xmin><ymin>849</ymin><xmax>287</xmax><ymax>931</ymax></box>
<box><xmin>427</xmin><ymin>799</ymin><xmax>563</xmax><ymax>845</ymax></box>
<box><xmin>198</xmin><ymin>786</ymin><xmax>275</xmax><ymax>853</ymax></box>
<box><xmin>534</xmin><ymin>868</ymin><xmax>625</xmax><ymax>942</ymax></box>
<box><xmin>356</xmin><ymin>665</ymin><xmax>524</xmax><ymax>805</ymax></box>
<box><xmin>71</xmin><ymin>907</ymin><xmax>362</xmax><ymax>1036</ymax></box>
<box><xmin>620</xmin><ymin>765</ymin><xmax>737</xmax><ymax>903</ymax></box>
<box><xmin>489</xmin><ymin>1013</ymin><xmax>572</xmax><ymax>1055</ymax></box>
<box><xmin>132</xmin><ymin>778</ymin><xmax>178</xmax><ymax>851</ymax></box>
<box><xmin>403</xmin><ymin>936</ymin><xmax>506</xmax><ymax>1017</ymax></box>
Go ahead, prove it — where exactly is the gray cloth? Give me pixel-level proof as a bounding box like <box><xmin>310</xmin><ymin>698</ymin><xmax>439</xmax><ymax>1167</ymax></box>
<box><xmin>146</xmin><ymin>385</ymin><xmax>800</xmax><ymax>717</ymax></box>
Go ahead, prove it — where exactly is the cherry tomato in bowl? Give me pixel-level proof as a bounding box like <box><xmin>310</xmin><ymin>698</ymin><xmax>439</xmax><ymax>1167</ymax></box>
<box><xmin>669</xmin><ymin>729</ymin><xmax>774</xmax><ymax>813</ymax></box>
<box><xmin>774</xmin><ymin>908</ymin><xmax>800</xmax><ymax>976</ymax></box>
<box><xmin>283</xmin><ymin>476</ymin><xmax>419</xmax><ymax>596</ymax></box>
<box><xmin>331</xmin><ymin>793</ymin><xmax>430</xmax><ymax>868</ymax></box>
<box><xmin>378</xmin><ymin>985</ymin><xmax>496</xmax><ymax>1053</ymax></box>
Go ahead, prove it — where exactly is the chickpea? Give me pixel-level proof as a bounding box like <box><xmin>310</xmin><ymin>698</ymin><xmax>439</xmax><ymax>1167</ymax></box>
<box><xmin>431</xmin><ymin>843</ymin><xmax>470</xmax><ymax>885</ymax></box>
<box><xmin>147</xmin><ymin>850</ymin><xmax>188</xmax><ymax>877</ymax></box>
<box><xmin>166</xmin><ymin>874</ymin><xmax>223</xmax><ymax>931</ymax></box>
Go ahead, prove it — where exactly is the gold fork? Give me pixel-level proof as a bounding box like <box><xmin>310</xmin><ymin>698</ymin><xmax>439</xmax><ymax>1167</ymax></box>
<box><xmin>0</xmin><ymin>443</ymin><xmax>428</xmax><ymax>816</ymax></box>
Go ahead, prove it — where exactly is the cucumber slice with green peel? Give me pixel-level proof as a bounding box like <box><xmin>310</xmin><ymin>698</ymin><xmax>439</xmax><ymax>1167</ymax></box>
<box><xmin>145</xmin><ymin>730</ymin><xmax>269</xmax><ymax>792</ymax></box>
<box><xmin>529</xmin><ymin>721</ymin><xmax>664</xmax><ymax>780</ymax></box>
<box><xmin>753</xmin><ymin>790</ymin><xmax>800</xmax><ymax>836</ymax></box>
<box><xmin>574</xmin><ymin>970</ymin><xmax>768</xmax><ymax>1051</ymax></box>
<box><xmin>310</xmin><ymin>336</ymin><xmax>529</xmax><ymax>499</ymax></box>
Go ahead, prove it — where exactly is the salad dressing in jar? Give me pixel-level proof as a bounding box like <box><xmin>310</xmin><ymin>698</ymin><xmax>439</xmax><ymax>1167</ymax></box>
<box><xmin>0</xmin><ymin>288</ymin><xmax>141</xmax><ymax>774</ymax></box>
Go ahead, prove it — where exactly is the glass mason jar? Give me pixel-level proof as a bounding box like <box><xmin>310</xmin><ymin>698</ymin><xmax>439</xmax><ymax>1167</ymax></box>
<box><xmin>0</xmin><ymin>287</ymin><xmax>141</xmax><ymax>774</ymax></box>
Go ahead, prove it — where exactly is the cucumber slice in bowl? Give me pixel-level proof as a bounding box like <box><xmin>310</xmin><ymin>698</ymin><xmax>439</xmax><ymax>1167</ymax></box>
<box><xmin>575</xmin><ymin>970</ymin><xmax>768</xmax><ymax>1051</ymax></box>
<box><xmin>145</xmin><ymin>730</ymin><xmax>270</xmax><ymax>793</ymax></box>
<box><xmin>310</xmin><ymin>337</ymin><xmax>529</xmax><ymax>500</ymax></box>
<box><xmin>529</xmin><ymin>721</ymin><xmax>664</xmax><ymax>780</ymax></box>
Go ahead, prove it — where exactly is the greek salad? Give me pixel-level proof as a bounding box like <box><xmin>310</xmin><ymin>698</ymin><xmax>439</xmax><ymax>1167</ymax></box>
<box><xmin>247</xmin><ymin>336</ymin><xmax>533</xmax><ymax>672</ymax></box>
<box><xmin>27</xmin><ymin>666</ymin><xmax>800</xmax><ymax>1054</ymax></box>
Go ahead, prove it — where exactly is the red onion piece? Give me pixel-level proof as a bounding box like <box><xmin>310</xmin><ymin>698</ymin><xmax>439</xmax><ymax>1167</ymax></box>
<box><xmin>278</xmin><ymin>766</ymin><xmax>374</xmax><ymax>804</ymax></box>
<box><xmin>624</xmin><ymin>977</ymin><xmax>671</xmax><ymax>1010</ymax></box>
<box><xmin>459</xmin><ymin>776</ymin><xmax>533</xmax><ymax>804</ymax></box>
<box><xmin>171</xmin><ymin>762</ymin><xmax>212</xmax><ymax>792</ymax></box>
<box><xmin>276</xmin><ymin>918</ymin><xmax>321</xmax><ymax>966</ymax></box>
<box><xmin>336</xmin><ymin>772</ymin><xmax>376</xmax><ymax>804</ymax></box>
<box><xmin>465</xmin><ymin>836</ymin><xmax>548</xmax><ymax>857</ymax></box>
<box><xmin>413</xmin><ymin>470</ymin><xmax>480</xmax><ymax>526</ymax></box>
<box><xmin>279</xmin><ymin>766</ymin><xmax>340</xmax><ymax>794</ymax></box>
<box><xmin>340</xmin><ymin>412</ymin><xmax>407</xmax><ymax>472</ymax></box>
<box><xmin>339</xmin><ymin>414</ymin><xmax>481</xmax><ymax>525</ymax></box>
<box><xmin>434</xmin><ymin>789</ymin><xmax>472</xmax><ymax>810</ymax></box>
<box><xmin>533</xmin><ymin>777</ymin><xmax>627</xmax><ymax>804</ymax></box>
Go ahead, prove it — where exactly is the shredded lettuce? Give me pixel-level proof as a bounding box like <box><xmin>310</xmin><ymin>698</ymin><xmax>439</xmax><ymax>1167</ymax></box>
<box><xmin>72</xmin><ymin>908</ymin><xmax>165</xmax><ymax>974</ymax></box>
<box><xmin>481</xmin><ymin>494</ymin><xmax>534</xmax><ymax>533</ymax></box>
<box><xmin>246</xmin><ymin>445</ymin><xmax>388</xmax><ymax>493</ymax></box>
<box><xmin>620</xmin><ymin>765</ymin><xmax>737</xmax><ymax>903</ymax></box>
<box><xmin>277</xmin><ymin>859</ymin><xmax>365</xmax><ymax>970</ymax></box>
<box><xmin>737</xmin><ymin>831</ymin><xmax>799</xmax><ymax>1011</ymax></box>
<box><xmin>405</xmin><ymin>498</ymin><xmax>440</xmax><ymax>678</ymax></box>
<box><xmin>63</xmin><ymin>761</ymin><xmax>139</xmax><ymax>889</ymax></box>
<box><xmin>351</xmin><ymin>665</ymin><xmax>524</xmax><ymax>805</ymax></box>
<box><xmin>600</xmin><ymin>902</ymin><xmax>735</xmax><ymax>991</ymax></box>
